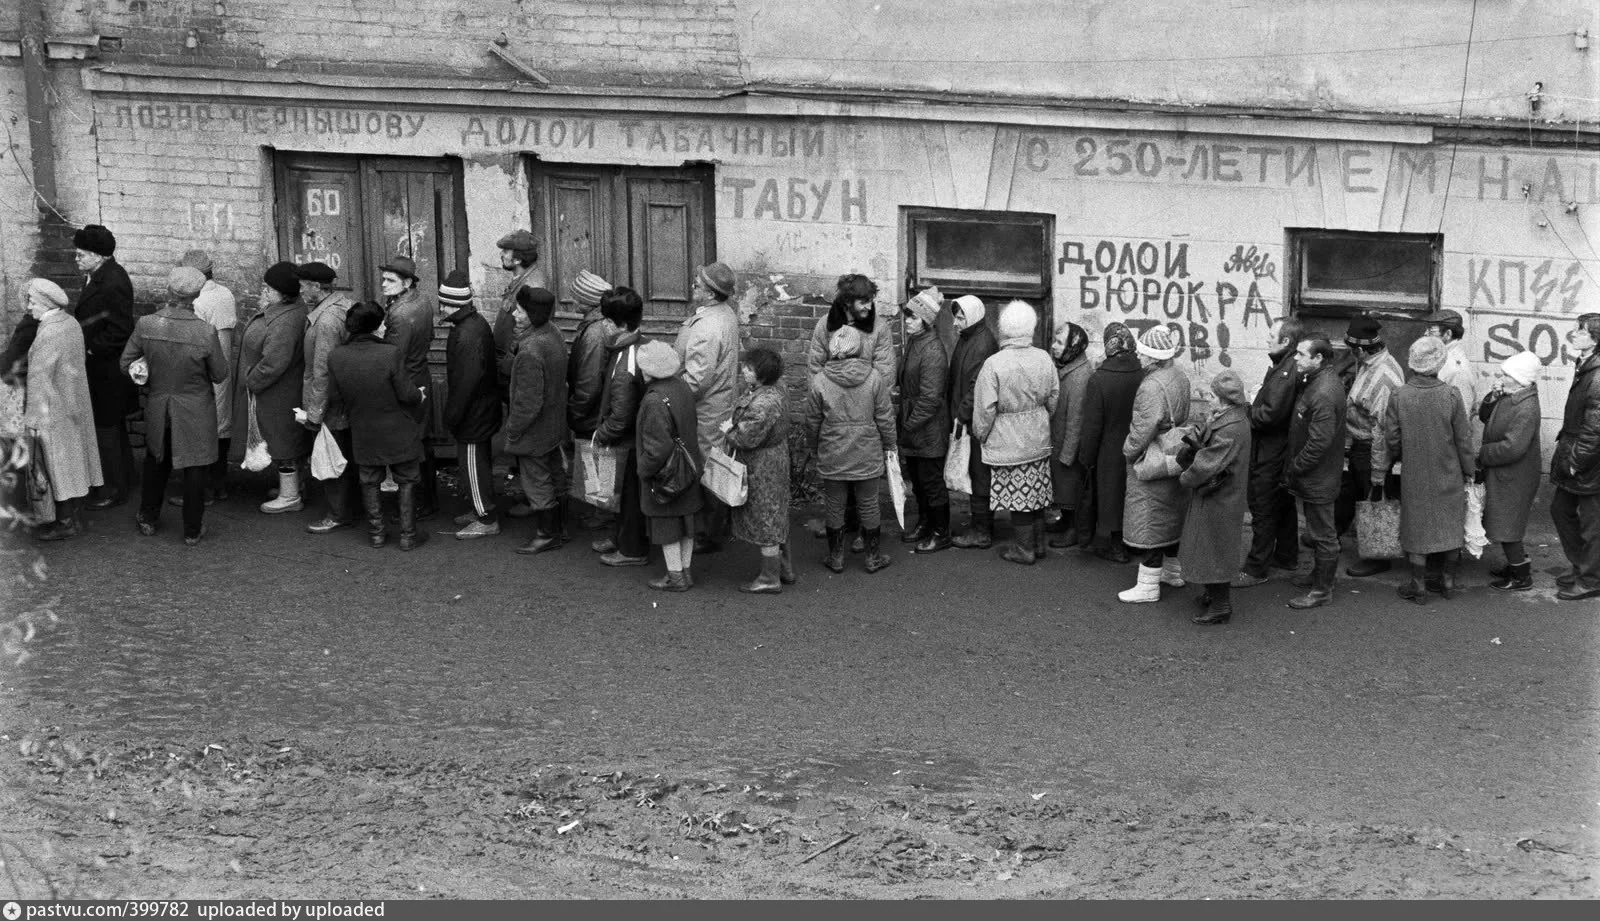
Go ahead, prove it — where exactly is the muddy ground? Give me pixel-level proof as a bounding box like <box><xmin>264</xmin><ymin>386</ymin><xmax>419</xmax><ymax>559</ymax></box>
<box><xmin>1</xmin><ymin>483</ymin><xmax>1596</xmax><ymax>899</ymax></box>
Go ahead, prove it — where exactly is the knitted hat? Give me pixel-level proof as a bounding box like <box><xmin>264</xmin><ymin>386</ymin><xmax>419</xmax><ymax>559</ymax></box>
<box><xmin>379</xmin><ymin>255</ymin><xmax>417</xmax><ymax>280</ymax></box>
<box><xmin>72</xmin><ymin>224</ymin><xmax>115</xmax><ymax>257</ymax></box>
<box><xmin>904</xmin><ymin>286</ymin><xmax>942</xmax><ymax>328</ymax></box>
<box><xmin>998</xmin><ymin>300</ymin><xmax>1036</xmax><ymax>341</ymax></box>
<box><xmin>27</xmin><ymin>278</ymin><xmax>68</xmax><ymax>310</ymax></box>
<box><xmin>950</xmin><ymin>295</ymin><xmax>985</xmax><ymax>331</ymax></box>
<box><xmin>178</xmin><ymin>249</ymin><xmax>213</xmax><ymax>275</ymax></box>
<box><xmin>1210</xmin><ymin>368</ymin><xmax>1247</xmax><ymax>406</ymax></box>
<box><xmin>1136</xmin><ymin>325</ymin><xmax>1178</xmax><ymax>360</ymax></box>
<box><xmin>570</xmin><ymin>270</ymin><xmax>612</xmax><ymax>308</ymax></box>
<box><xmin>695</xmin><ymin>262</ymin><xmax>737</xmax><ymax>299</ymax></box>
<box><xmin>296</xmin><ymin>261</ymin><xmax>337</xmax><ymax>284</ymax></box>
<box><xmin>1051</xmin><ymin>321</ymin><xmax>1089</xmax><ymax>364</ymax></box>
<box><xmin>438</xmin><ymin>269</ymin><xmax>473</xmax><ymax>309</ymax></box>
<box><xmin>828</xmin><ymin>325</ymin><xmax>865</xmax><ymax>360</ymax></box>
<box><xmin>1501</xmin><ymin>351</ymin><xmax>1541</xmax><ymax>387</ymax></box>
<box><xmin>635</xmin><ymin>339</ymin><xmax>682</xmax><ymax>381</ymax></box>
<box><xmin>1103</xmin><ymin>322</ymin><xmax>1134</xmax><ymax>357</ymax></box>
<box><xmin>1345</xmin><ymin>315</ymin><xmax>1383</xmax><ymax>347</ymax></box>
<box><xmin>263</xmin><ymin>261</ymin><xmax>301</xmax><ymax>299</ymax></box>
<box><xmin>496</xmin><ymin>230</ymin><xmax>539</xmax><ymax>262</ymax></box>
<box><xmin>167</xmin><ymin>266</ymin><xmax>207</xmax><ymax>299</ymax></box>
<box><xmin>1407</xmin><ymin>335</ymin><xmax>1447</xmax><ymax>375</ymax></box>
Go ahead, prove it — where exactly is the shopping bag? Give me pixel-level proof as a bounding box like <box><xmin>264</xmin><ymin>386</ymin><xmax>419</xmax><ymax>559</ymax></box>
<box><xmin>24</xmin><ymin>430</ymin><xmax>54</xmax><ymax>524</ymax></box>
<box><xmin>884</xmin><ymin>448</ymin><xmax>907</xmax><ymax>530</ymax></box>
<box><xmin>701</xmin><ymin>444</ymin><xmax>748</xmax><ymax>507</ymax></box>
<box><xmin>241</xmin><ymin>394</ymin><xmax>272</xmax><ymax>472</ymax></box>
<box><xmin>1463</xmin><ymin>482</ymin><xmax>1488</xmax><ymax>559</ymax></box>
<box><xmin>310</xmin><ymin>423</ymin><xmax>347</xmax><ymax>481</ymax></box>
<box><xmin>943</xmin><ymin>423</ymin><xmax>972</xmax><ymax>495</ymax></box>
<box><xmin>1353</xmin><ymin>498</ymin><xmax>1404</xmax><ymax>560</ymax></box>
<box><xmin>571</xmin><ymin>437</ymin><xmax>622</xmax><ymax>512</ymax></box>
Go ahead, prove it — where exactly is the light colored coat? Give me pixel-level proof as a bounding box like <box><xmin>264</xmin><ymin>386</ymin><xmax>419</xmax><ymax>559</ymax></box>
<box><xmin>1478</xmin><ymin>385</ymin><xmax>1541</xmax><ymax>542</ymax></box>
<box><xmin>302</xmin><ymin>292</ymin><xmax>353</xmax><ymax>430</ymax></box>
<box><xmin>1121</xmin><ymin>362</ymin><xmax>1192</xmax><ymax>550</ymax></box>
<box><xmin>24</xmin><ymin>311</ymin><xmax>103</xmax><ymax>501</ymax></box>
<box><xmin>674</xmin><ymin>301</ymin><xmax>740</xmax><ymax>456</ymax></box>
<box><xmin>805</xmin><ymin>357</ymin><xmax>895</xmax><ymax>481</ymax></box>
<box><xmin>972</xmin><ymin>337</ymin><xmax>1059</xmax><ymax>466</ymax></box>
<box><xmin>192</xmin><ymin>278</ymin><xmax>237</xmax><ymax>438</ymax></box>
<box><xmin>1382</xmin><ymin>375</ymin><xmax>1475</xmax><ymax>554</ymax></box>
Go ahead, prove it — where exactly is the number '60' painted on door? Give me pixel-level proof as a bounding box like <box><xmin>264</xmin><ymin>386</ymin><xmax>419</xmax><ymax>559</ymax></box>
<box><xmin>305</xmin><ymin>188</ymin><xmax>343</xmax><ymax>216</ymax></box>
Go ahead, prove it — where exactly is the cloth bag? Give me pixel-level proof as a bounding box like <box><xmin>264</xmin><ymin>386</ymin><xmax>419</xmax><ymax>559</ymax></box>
<box><xmin>1354</xmin><ymin>497</ymin><xmax>1404</xmax><ymax>560</ymax></box>
<box><xmin>943</xmin><ymin>422</ymin><xmax>972</xmax><ymax>495</ymax></box>
<box><xmin>571</xmin><ymin>437</ymin><xmax>622</xmax><ymax>512</ymax></box>
<box><xmin>701</xmin><ymin>444</ymin><xmax>748</xmax><ymax>507</ymax></box>
<box><xmin>241</xmin><ymin>394</ymin><xmax>272</xmax><ymax>472</ymax></box>
<box><xmin>647</xmin><ymin>396</ymin><xmax>701</xmax><ymax>504</ymax></box>
<box><xmin>1464</xmin><ymin>482</ymin><xmax>1488</xmax><ymax>559</ymax></box>
<box><xmin>310</xmin><ymin>423</ymin><xmax>347</xmax><ymax>481</ymax></box>
<box><xmin>884</xmin><ymin>448</ymin><xmax>907</xmax><ymax>530</ymax></box>
<box><xmin>1132</xmin><ymin>389</ymin><xmax>1187</xmax><ymax>481</ymax></box>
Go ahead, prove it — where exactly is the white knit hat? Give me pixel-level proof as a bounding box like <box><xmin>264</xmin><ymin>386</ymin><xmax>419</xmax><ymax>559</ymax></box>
<box><xmin>1501</xmin><ymin>351</ymin><xmax>1541</xmax><ymax>387</ymax></box>
<box><xmin>998</xmin><ymin>300</ymin><xmax>1036</xmax><ymax>341</ymax></box>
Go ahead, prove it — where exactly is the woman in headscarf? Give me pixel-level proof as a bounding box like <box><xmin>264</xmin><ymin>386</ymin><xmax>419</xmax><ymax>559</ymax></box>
<box><xmin>1379</xmin><ymin>335</ymin><xmax>1475</xmax><ymax>603</ymax></box>
<box><xmin>1048</xmin><ymin>321</ymin><xmax>1093</xmax><ymax>550</ymax></box>
<box><xmin>1118</xmin><ymin>326</ymin><xmax>1192</xmax><ymax>603</ymax></box>
<box><xmin>805</xmin><ymin>325</ymin><xmax>897</xmax><ymax>574</ymax></box>
<box><xmin>972</xmin><ymin>301</ymin><xmax>1059</xmax><ymax>565</ymax></box>
<box><xmin>1076</xmin><ymin>322</ymin><xmax>1141</xmax><ymax>563</ymax></box>
<box><xmin>1178</xmin><ymin>369</ymin><xmax>1252</xmax><ymax>625</ymax></box>
<box><xmin>24</xmin><ymin>279</ymin><xmax>104</xmax><ymax>541</ymax></box>
<box><xmin>1478</xmin><ymin>351</ymin><xmax>1543</xmax><ymax>591</ymax></box>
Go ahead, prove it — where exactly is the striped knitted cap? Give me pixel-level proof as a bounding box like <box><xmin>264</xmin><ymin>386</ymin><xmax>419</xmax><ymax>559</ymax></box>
<box><xmin>439</xmin><ymin>269</ymin><xmax>473</xmax><ymax>309</ymax></box>
<box><xmin>570</xmin><ymin>270</ymin><xmax>612</xmax><ymax>307</ymax></box>
<box><xmin>1136</xmin><ymin>325</ymin><xmax>1178</xmax><ymax>360</ymax></box>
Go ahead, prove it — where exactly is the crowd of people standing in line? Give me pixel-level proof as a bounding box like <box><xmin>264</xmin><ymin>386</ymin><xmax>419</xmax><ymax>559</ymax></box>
<box><xmin>6</xmin><ymin>222</ymin><xmax>1600</xmax><ymax>612</ymax></box>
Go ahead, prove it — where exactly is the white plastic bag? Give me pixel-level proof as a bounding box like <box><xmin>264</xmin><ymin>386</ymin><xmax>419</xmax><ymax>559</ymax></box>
<box><xmin>310</xmin><ymin>423</ymin><xmax>347</xmax><ymax>480</ymax></box>
<box><xmin>884</xmin><ymin>448</ymin><xmax>907</xmax><ymax>530</ymax></box>
<box><xmin>1464</xmin><ymin>482</ymin><xmax>1488</xmax><ymax>559</ymax></box>
<box><xmin>943</xmin><ymin>423</ymin><xmax>972</xmax><ymax>495</ymax></box>
<box><xmin>241</xmin><ymin>394</ymin><xmax>272</xmax><ymax>472</ymax></box>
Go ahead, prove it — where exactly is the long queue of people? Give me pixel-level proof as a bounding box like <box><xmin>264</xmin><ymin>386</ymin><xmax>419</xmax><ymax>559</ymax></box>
<box><xmin>8</xmin><ymin>223</ymin><xmax>1600</xmax><ymax>612</ymax></box>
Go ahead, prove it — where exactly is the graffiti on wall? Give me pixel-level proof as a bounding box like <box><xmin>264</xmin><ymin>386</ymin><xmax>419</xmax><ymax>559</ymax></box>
<box><xmin>460</xmin><ymin>117</ymin><xmax>595</xmax><ymax>149</ymax></box>
<box><xmin>721</xmin><ymin>177</ymin><xmax>868</xmax><ymax>224</ymax></box>
<box><xmin>1466</xmin><ymin>257</ymin><xmax>1586</xmax><ymax>313</ymax></box>
<box><xmin>114</xmin><ymin>103</ymin><xmax>426</xmax><ymax>138</ymax></box>
<box><xmin>187</xmin><ymin>202</ymin><xmax>235</xmax><ymax>239</ymax></box>
<box><xmin>617</xmin><ymin>121</ymin><xmax>825</xmax><ymax>158</ymax></box>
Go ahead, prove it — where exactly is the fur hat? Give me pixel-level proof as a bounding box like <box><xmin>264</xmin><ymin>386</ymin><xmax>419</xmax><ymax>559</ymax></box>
<box><xmin>1501</xmin><ymin>350</ymin><xmax>1541</xmax><ymax>387</ymax></box>
<box><xmin>1136</xmin><ymin>325</ymin><xmax>1178</xmax><ymax>360</ymax></box>
<box><xmin>904</xmin><ymin>286</ymin><xmax>942</xmax><ymax>328</ymax></box>
<box><xmin>27</xmin><ymin>278</ymin><xmax>68</xmax><ymax>310</ymax></box>
<box><xmin>296</xmin><ymin>261</ymin><xmax>337</xmax><ymax>284</ymax></box>
<box><xmin>950</xmin><ymin>295</ymin><xmax>985</xmax><ymax>331</ymax></box>
<box><xmin>178</xmin><ymin>249</ymin><xmax>213</xmax><ymax>275</ymax></box>
<box><xmin>517</xmin><ymin>286</ymin><xmax>556</xmax><ymax>326</ymax></box>
<box><xmin>1407</xmin><ymin>335</ymin><xmax>1447</xmax><ymax>375</ymax></box>
<box><xmin>438</xmin><ymin>269</ymin><xmax>473</xmax><ymax>309</ymax></box>
<box><xmin>72</xmin><ymin>224</ymin><xmax>116</xmax><ymax>257</ymax></box>
<box><xmin>1210</xmin><ymin>368</ymin><xmax>1247</xmax><ymax>406</ymax></box>
<box><xmin>635</xmin><ymin>339</ymin><xmax>682</xmax><ymax>381</ymax></box>
<box><xmin>695</xmin><ymin>262</ymin><xmax>737</xmax><ymax>299</ymax></box>
<box><xmin>1345</xmin><ymin>315</ymin><xmax>1383</xmax><ymax>347</ymax></box>
<box><xmin>167</xmin><ymin>266</ymin><xmax>207</xmax><ymax>299</ymax></box>
<box><xmin>263</xmin><ymin>261</ymin><xmax>301</xmax><ymax>299</ymax></box>
<box><xmin>828</xmin><ymin>325</ymin><xmax>865</xmax><ymax>360</ymax></box>
<box><xmin>570</xmin><ymin>270</ymin><xmax>612</xmax><ymax>308</ymax></box>
<box><xmin>998</xmin><ymin>300</ymin><xmax>1036</xmax><ymax>341</ymax></box>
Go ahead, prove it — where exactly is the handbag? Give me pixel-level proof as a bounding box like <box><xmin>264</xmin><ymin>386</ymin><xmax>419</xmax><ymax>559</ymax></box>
<box><xmin>701</xmin><ymin>443</ymin><xmax>748</xmax><ymax>507</ymax></box>
<box><xmin>571</xmin><ymin>436</ymin><xmax>623</xmax><ymax>512</ymax></box>
<box><xmin>1353</xmin><ymin>495</ymin><xmax>1404</xmax><ymax>560</ymax></box>
<box><xmin>1131</xmin><ymin>387</ymin><xmax>1187</xmax><ymax>481</ymax></box>
<box><xmin>647</xmin><ymin>396</ymin><xmax>701</xmax><ymax>504</ymax></box>
<box><xmin>241</xmin><ymin>394</ymin><xmax>272</xmax><ymax>472</ymax></box>
<box><xmin>24</xmin><ymin>430</ymin><xmax>54</xmax><ymax>524</ymax></box>
<box><xmin>310</xmin><ymin>423</ymin><xmax>347</xmax><ymax>480</ymax></box>
<box><xmin>943</xmin><ymin>422</ymin><xmax>972</xmax><ymax>494</ymax></box>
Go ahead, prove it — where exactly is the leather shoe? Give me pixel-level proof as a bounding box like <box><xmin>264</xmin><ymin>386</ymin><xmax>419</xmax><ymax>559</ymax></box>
<box><xmin>1345</xmin><ymin>559</ymin><xmax>1392</xmax><ymax>578</ymax></box>
<box><xmin>599</xmin><ymin>550</ymin><xmax>649</xmax><ymax>567</ymax></box>
<box><xmin>1556</xmin><ymin>584</ymin><xmax>1600</xmax><ymax>601</ymax></box>
<box><xmin>1557</xmin><ymin>572</ymin><xmax>1577</xmax><ymax>589</ymax></box>
<box><xmin>86</xmin><ymin>493</ymin><xmax>126</xmax><ymax>511</ymax></box>
<box><xmin>591</xmin><ymin>537</ymin><xmax>618</xmax><ymax>554</ymax></box>
<box><xmin>1230</xmin><ymin>570</ymin><xmax>1269</xmax><ymax>588</ymax></box>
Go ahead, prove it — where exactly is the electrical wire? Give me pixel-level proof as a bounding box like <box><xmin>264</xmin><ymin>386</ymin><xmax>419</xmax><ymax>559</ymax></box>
<box><xmin>1436</xmin><ymin>0</ymin><xmax>1479</xmax><ymax>235</ymax></box>
<box><xmin>0</xmin><ymin>116</ymin><xmax>75</xmax><ymax>227</ymax></box>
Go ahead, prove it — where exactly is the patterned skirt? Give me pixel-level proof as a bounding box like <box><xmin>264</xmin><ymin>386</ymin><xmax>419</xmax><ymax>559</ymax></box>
<box><xmin>990</xmin><ymin>458</ymin><xmax>1052</xmax><ymax>512</ymax></box>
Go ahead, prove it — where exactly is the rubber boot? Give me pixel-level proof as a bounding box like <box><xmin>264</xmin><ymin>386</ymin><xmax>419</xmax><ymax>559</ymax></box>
<box><xmin>902</xmin><ymin>498</ymin><xmax>932</xmax><ymax>544</ymax></box>
<box><xmin>1439</xmin><ymin>549</ymin><xmax>1462</xmax><ymax>599</ymax></box>
<box><xmin>398</xmin><ymin>484</ymin><xmax>428</xmax><ymax>551</ymax></box>
<box><xmin>1048</xmin><ymin>507</ymin><xmax>1079</xmax><ymax>548</ymax></box>
<box><xmin>1397</xmin><ymin>555</ymin><xmax>1429</xmax><ymax>604</ymax></box>
<box><xmin>261</xmin><ymin>467</ymin><xmax>304</xmax><ymax>514</ymax></box>
<box><xmin>1287</xmin><ymin>557</ymin><xmax>1336</xmax><ymax>609</ymax></box>
<box><xmin>915</xmin><ymin>505</ymin><xmax>953</xmax><ymax>554</ymax></box>
<box><xmin>1193</xmin><ymin>583</ymin><xmax>1232</xmax><ymax>625</ymax></box>
<box><xmin>1118</xmin><ymin>564</ymin><xmax>1162</xmax><ymax>603</ymax></box>
<box><xmin>951</xmin><ymin>499</ymin><xmax>994</xmax><ymax>550</ymax></box>
<box><xmin>740</xmin><ymin>553</ymin><xmax>784</xmax><ymax>594</ymax></box>
<box><xmin>863</xmin><ymin>527</ymin><xmax>892</xmax><ymax>573</ymax></box>
<box><xmin>1160</xmin><ymin>557</ymin><xmax>1185</xmax><ymax>587</ymax></box>
<box><xmin>823</xmin><ymin>527</ymin><xmax>845</xmax><ymax>573</ymax></box>
<box><xmin>363</xmin><ymin>484</ymin><xmax>387</xmax><ymax>549</ymax></box>
<box><xmin>1490</xmin><ymin>560</ymin><xmax>1533</xmax><ymax>592</ymax></box>
<box><xmin>1034</xmin><ymin>518</ymin><xmax>1050</xmax><ymax>558</ymax></box>
<box><xmin>778</xmin><ymin>543</ymin><xmax>798</xmax><ymax>585</ymax></box>
<box><xmin>1002</xmin><ymin>520</ymin><xmax>1037</xmax><ymax>566</ymax></box>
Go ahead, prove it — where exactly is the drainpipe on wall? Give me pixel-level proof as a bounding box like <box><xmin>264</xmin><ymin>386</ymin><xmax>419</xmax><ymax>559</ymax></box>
<box><xmin>19</xmin><ymin>0</ymin><xmax>78</xmax><ymax>293</ymax></box>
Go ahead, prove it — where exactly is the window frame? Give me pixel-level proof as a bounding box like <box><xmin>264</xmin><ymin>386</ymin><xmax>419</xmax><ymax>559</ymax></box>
<box><xmin>1286</xmin><ymin>228</ymin><xmax>1442</xmax><ymax>320</ymax></box>
<box><xmin>904</xmin><ymin>207</ymin><xmax>1054</xmax><ymax>300</ymax></box>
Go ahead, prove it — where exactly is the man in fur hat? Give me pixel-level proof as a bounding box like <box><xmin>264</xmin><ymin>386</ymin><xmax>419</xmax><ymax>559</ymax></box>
<box><xmin>72</xmin><ymin>224</ymin><xmax>138</xmax><ymax>510</ymax></box>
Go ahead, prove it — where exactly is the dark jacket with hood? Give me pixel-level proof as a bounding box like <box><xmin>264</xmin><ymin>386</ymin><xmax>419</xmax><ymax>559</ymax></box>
<box><xmin>896</xmin><ymin>326</ymin><xmax>949</xmax><ymax>458</ymax></box>
<box><xmin>806</xmin><ymin>355</ymin><xmax>896</xmax><ymax>481</ymax></box>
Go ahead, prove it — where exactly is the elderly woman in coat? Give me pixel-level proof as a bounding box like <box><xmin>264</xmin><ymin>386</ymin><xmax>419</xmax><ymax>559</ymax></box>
<box><xmin>722</xmin><ymin>346</ymin><xmax>794</xmax><ymax>594</ymax></box>
<box><xmin>1178</xmin><ymin>370</ymin><xmax>1252</xmax><ymax>625</ymax></box>
<box><xmin>122</xmin><ymin>267</ymin><xmax>229</xmax><ymax>546</ymax></box>
<box><xmin>1049</xmin><ymin>321</ymin><xmax>1092</xmax><ymax>549</ymax></box>
<box><xmin>973</xmin><ymin>301</ymin><xmax>1059</xmax><ymax>565</ymax></box>
<box><xmin>1077</xmin><ymin>323</ymin><xmax>1141</xmax><ymax>562</ymax></box>
<box><xmin>241</xmin><ymin>262</ymin><xmax>311</xmax><ymax>514</ymax></box>
<box><xmin>1378</xmin><ymin>335</ymin><xmax>1476</xmax><ymax>603</ymax></box>
<box><xmin>24</xmin><ymin>279</ymin><xmax>103</xmax><ymax>541</ymax></box>
<box><xmin>897</xmin><ymin>287</ymin><xmax>950</xmax><ymax>553</ymax></box>
<box><xmin>806</xmin><ymin>325</ymin><xmax>896</xmax><ymax>575</ymax></box>
<box><xmin>635</xmin><ymin>339</ymin><xmax>706</xmax><ymax>592</ymax></box>
<box><xmin>1119</xmin><ymin>326</ymin><xmax>1192</xmax><ymax>603</ymax></box>
<box><xmin>1478</xmin><ymin>351</ymin><xmax>1543</xmax><ymax>592</ymax></box>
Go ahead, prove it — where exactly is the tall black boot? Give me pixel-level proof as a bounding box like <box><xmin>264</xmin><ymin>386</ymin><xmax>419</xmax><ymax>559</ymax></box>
<box><xmin>863</xmin><ymin>526</ymin><xmax>892</xmax><ymax>573</ymax></box>
<box><xmin>363</xmin><ymin>484</ymin><xmax>387</xmax><ymax>549</ymax></box>
<box><xmin>952</xmin><ymin>496</ymin><xmax>993</xmax><ymax>549</ymax></box>
<box><xmin>1193</xmin><ymin>583</ymin><xmax>1232</xmax><ymax>624</ymax></box>
<box><xmin>823</xmin><ymin>527</ymin><xmax>845</xmax><ymax>573</ymax></box>
<box><xmin>398</xmin><ymin>484</ymin><xmax>428</xmax><ymax>551</ymax></box>
<box><xmin>902</xmin><ymin>496</ymin><xmax>932</xmax><ymax>544</ymax></box>
<box><xmin>1398</xmin><ymin>554</ymin><xmax>1428</xmax><ymax>604</ymax></box>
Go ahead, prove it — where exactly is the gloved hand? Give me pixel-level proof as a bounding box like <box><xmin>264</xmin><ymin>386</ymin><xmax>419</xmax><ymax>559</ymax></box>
<box><xmin>1177</xmin><ymin>435</ymin><xmax>1200</xmax><ymax>470</ymax></box>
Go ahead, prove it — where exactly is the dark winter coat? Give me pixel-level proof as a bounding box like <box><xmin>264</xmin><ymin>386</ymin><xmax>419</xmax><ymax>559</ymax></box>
<box><xmin>805</xmin><ymin>357</ymin><xmax>896</xmax><ymax>481</ymax></box>
<box><xmin>567</xmin><ymin>308</ymin><xmax>617</xmax><ymax>437</ymax></box>
<box><xmin>442</xmin><ymin>305</ymin><xmax>502</xmax><ymax>443</ymax></box>
<box><xmin>75</xmin><ymin>257</ymin><xmax>138</xmax><ymax>425</ymax></box>
<box><xmin>1249</xmin><ymin>346</ymin><xmax>1302</xmax><ymax>463</ymax></box>
<box><xmin>636</xmin><ymin>375</ymin><xmax>705</xmax><ymax>518</ymax></box>
<box><xmin>325</xmin><ymin>334</ymin><xmax>423</xmax><ymax>466</ymax></box>
<box><xmin>503</xmin><ymin>322</ymin><xmax>569</xmax><ymax>457</ymax></box>
<box><xmin>727</xmin><ymin>384</ymin><xmax>791</xmax><ymax>547</ymax></box>
<box><xmin>239</xmin><ymin>298</ymin><xmax>311</xmax><ymax>460</ymax></box>
<box><xmin>119</xmin><ymin>306</ymin><xmax>228</xmax><ymax>469</ymax></box>
<box><xmin>945</xmin><ymin>321</ymin><xmax>999</xmax><ymax>428</ymax></box>
<box><xmin>896</xmin><ymin>327</ymin><xmax>949</xmax><ymax>458</ymax></box>
<box><xmin>1121</xmin><ymin>363</ymin><xmax>1191</xmax><ymax>550</ymax></box>
<box><xmin>384</xmin><ymin>286</ymin><xmax>436</xmax><ymax>429</ymax></box>
<box><xmin>1286</xmin><ymin>365</ymin><xmax>1347</xmax><ymax>505</ymax></box>
<box><xmin>593</xmin><ymin>330</ymin><xmax>646</xmax><ymax>449</ymax></box>
<box><xmin>1381</xmin><ymin>375</ymin><xmax>1475</xmax><ymax>554</ymax></box>
<box><xmin>1552</xmin><ymin>351</ymin><xmax>1600</xmax><ymax>496</ymax></box>
<box><xmin>1178</xmin><ymin>403</ymin><xmax>1252</xmax><ymax>584</ymax></box>
<box><xmin>1051</xmin><ymin>354</ymin><xmax>1093</xmax><ymax>507</ymax></box>
<box><xmin>1478</xmin><ymin>385</ymin><xmax>1542</xmax><ymax>542</ymax></box>
<box><xmin>1075</xmin><ymin>351</ymin><xmax>1142</xmax><ymax>532</ymax></box>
